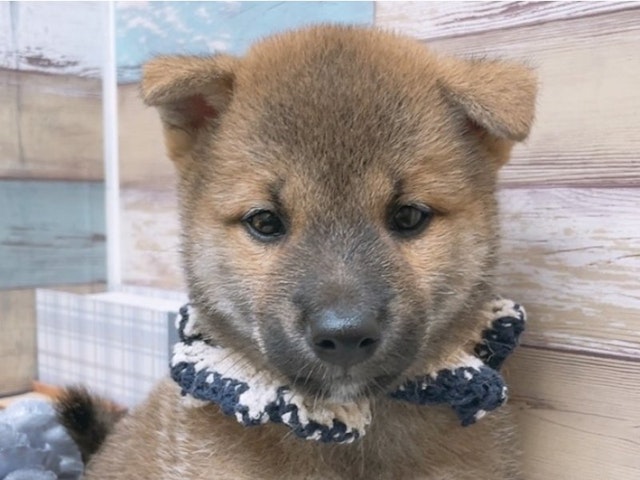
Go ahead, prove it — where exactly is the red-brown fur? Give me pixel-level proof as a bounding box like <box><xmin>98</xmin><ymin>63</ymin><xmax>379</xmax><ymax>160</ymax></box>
<box><xmin>70</xmin><ymin>25</ymin><xmax>536</xmax><ymax>479</ymax></box>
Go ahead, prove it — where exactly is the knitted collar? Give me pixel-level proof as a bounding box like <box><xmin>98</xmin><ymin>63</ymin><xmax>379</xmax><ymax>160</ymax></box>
<box><xmin>171</xmin><ymin>297</ymin><xmax>525</xmax><ymax>444</ymax></box>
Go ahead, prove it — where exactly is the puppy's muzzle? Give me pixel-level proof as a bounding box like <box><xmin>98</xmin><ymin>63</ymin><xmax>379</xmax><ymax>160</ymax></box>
<box><xmin>306</xmin><ymin>306</ymin><xmax>381</xmax><ymax>368</ymax></box>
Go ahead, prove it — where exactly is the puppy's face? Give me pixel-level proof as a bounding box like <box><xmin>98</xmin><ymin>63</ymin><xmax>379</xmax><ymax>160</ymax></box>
<box><xmin>143</xmin><ymin>26</ymin><xmax>536</xmax><ymax>401</ymax></box>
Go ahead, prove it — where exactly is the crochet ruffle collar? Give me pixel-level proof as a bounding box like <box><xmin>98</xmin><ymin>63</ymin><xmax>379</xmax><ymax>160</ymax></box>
<box><xmin>170</xmin><ymin>297</ymin><xmax>525</xmax><ymax>444</ymax></box>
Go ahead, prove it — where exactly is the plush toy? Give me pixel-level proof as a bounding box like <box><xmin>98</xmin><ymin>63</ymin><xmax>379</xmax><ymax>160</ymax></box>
<box><xmin>172</xmin><ymin>296</ymin><xmax>526</xmax><ymax>443</ymax></box>
<box><xmin>0</xmin><ymin>398</ymin><xmax>83</xmax><ymax>479</ymax></box>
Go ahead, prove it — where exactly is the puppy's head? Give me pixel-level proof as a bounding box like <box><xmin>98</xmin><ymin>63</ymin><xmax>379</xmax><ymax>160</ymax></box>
<box><xmin>142</xmin><ymin>26</ymin><xmax>536</xmax><ymax>402</ymax></box>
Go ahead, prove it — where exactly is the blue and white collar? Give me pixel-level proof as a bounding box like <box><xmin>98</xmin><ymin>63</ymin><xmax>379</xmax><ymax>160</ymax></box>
<box><xmin>170</xmin><ymin>297</ymin><xmax>525</xmax><ymax>444</ymax></box>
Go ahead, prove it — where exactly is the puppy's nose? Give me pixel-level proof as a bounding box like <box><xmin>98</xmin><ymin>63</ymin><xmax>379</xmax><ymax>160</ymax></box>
<box><xmin>307</xmin><ymin>309</ymin><xmax>381</xmax><ymax>368</ymax></box>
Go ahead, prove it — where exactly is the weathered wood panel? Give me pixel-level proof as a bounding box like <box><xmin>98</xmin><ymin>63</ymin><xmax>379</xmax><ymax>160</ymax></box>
<box><xmin>376</xmin><ymin>1</ymin><xmax>636</xmax><ymax>41</ymax></box>
<box><xmin>505</xmin><ymin>347</ymin><xmax>640</xmax><ymax>480</ymax></box>
<box><xmin>2</xmin><ymin>2</ymin><xmax>374</xmax><ymax>82</ymax></box>
<box><xmin>393</xmin><ymin>10</ymin><xmax>640</xmax><ymax>188</ymax></box>
<box><xmin>0</xmin><ymin>284</ymin><xmax>105</xmax><ymax>396</ymax></box>
<box><xmin>120</xmin><ymin>187</ymin><xmax>183</xmax><ymax>289</ymax></box>
<box><xmin>0</xmin><ymin>74</ymin><xmax>170</xmax><ymax>184</ymax></box>
<box><xmin>0</xmin><ymin>2</ymin><xmax>104</xmax><ymax>77</ymax></box>
<box><xmin>0</xmin><ymin>70</ymin><xmax>103</xmax><ymax>180</ymax></box>
<box><xmin>497</xmin><ymin>187</ymin><xmax>640</xmax><ymax>358</ymax></box>
<box><xmin>0</xmin><ymin>3</ymin><xmax>13</xmax><ymax>69</ymax></box>
<box><xmin>0</xmin><ymin>180</ymin><xmax>106</xmax><ymax>289</ymax></box>
<box><xmin>0</xmin><ymin>289</ymin><xmax>36</xmax><ymax>395</ymax></box>
<box><xmin>0</xmin><ymin>70</ymin><xmax>20</xmax><ymax>167</ymax></box>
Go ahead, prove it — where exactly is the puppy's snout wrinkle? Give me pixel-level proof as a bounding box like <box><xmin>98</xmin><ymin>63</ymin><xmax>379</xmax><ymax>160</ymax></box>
<box><xmin>307</xmin><ymin>307</ymin><xmax>381</xmax><ymax>368</ymax></box>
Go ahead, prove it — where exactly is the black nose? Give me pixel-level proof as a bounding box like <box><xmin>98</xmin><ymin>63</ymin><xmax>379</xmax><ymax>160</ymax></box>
<box><xmin>307</xmin><ymin>308</ymin><xmax>381</xmax><ymax>368</ymax></box>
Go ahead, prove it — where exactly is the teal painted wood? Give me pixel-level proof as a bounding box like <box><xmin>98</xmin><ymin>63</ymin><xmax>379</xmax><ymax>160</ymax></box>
<box><xmin>0</xmin><ymin>180</ymin><xmax>106</xmax><ymax>289</ymax></box>
<box><xmin>116</xmin><ymin>1</ymin><xmax>374</xmax><ymax>82</ymax></box>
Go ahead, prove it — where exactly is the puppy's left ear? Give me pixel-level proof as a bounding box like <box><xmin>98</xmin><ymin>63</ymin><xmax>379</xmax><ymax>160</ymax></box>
<box><xmin>140</xmin><ymin>55</ymin><xmax>239</xmax><ymax>164</ymax></box>
<box><xmin>439</xmin><ymin>58</ymin><xmax>537</xmax><ymax>166</ymax></box>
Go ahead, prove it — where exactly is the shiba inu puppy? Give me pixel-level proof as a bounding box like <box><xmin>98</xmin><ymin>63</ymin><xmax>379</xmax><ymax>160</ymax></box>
<box><xmin>59</xmin><ymin>25</ymin><xmax>536</xmax><ymax>479</ymax></box>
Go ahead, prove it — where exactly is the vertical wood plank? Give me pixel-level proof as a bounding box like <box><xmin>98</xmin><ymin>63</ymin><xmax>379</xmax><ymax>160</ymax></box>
<box><xmin>0</xmin><ymin>284</ymin><xmax>106</xmax><ymax>396</ymax></box>
<box><xmin>0</xmin><ymin>289</ymin><xmax>36</xmax><ymax>395</ymax></box>
<box><xmin>0</xmin><ymin>71</ymin><xmax>19</xmax><ymax>167</ymax></box>
<box><xmin>120</xmin><ymin>187</ymin><xmax>183</xmax><ymax>289</ymax></box>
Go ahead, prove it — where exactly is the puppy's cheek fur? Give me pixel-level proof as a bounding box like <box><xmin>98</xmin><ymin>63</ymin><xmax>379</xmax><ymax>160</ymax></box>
<box><xmin>260</xmin><ymin>320</ymin><xmax>315</xmax><ymax>382</ymax></box>
<box><xmin>184</xmin><ymin>217</ymin><xmax>277</xmax><ymax>343</ymax></box>
<box><xmin>394</xmin><ymin>204</ymin><xmax>498</xmax><ymax>355</ymax></box>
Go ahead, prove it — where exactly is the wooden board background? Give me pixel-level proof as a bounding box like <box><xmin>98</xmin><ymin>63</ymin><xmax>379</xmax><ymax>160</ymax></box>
<box><xmin>0</xmin><ymin>284</ymin><xmax>104</xmax><ymax>396</ymax></box>
<box><xmin>119</xmin><ymin>4</ymin><xmax>640</xmax><ymax>479</ymax></box>
<box><xmin>377</xmin><ymin>3</ymin><xmax>640</xmax><ymax>479</ymax></box>
<box><xmin>0</xmin><ymin>71</ymin><xmax>103</xmax><ymax>181</ymax></box>
<box><xmin>0</xmin><ymin>3</ymin><xmax>637</xmax><ymax>478</ymax></box>
<box><xmin>0</xmin><ymin>289</ymin><xmax>38</xmax><ymax>394</ymax></box>
<box><xmin>0</xmin><ymin>2</ymin><xmax>103</xmax><ymax>77</ymax></box>
<box><xmin>115</xmin><ymin>2</ymin><xmax>374</xmax><ymax>83</ymax></box>
<box><xmin>0</xmin><ymin>180</ymin><xmax>106</xmax><ymax>289</ymax></box>
<box><xmin>505</xmin><ymin>347</ymin><xmax>640</xmax><ymax>480</ymax></box>
<box><xmin>0</xmin><ymin>4</ymin><xmax>107</xmax><ymax>393</ymax></box>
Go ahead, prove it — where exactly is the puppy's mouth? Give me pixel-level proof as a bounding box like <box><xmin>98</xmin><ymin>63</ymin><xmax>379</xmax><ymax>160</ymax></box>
<box><xmin>289</xmin><ymin>370</ymin><xmax>399</xmax><ymax>403</ymax></box>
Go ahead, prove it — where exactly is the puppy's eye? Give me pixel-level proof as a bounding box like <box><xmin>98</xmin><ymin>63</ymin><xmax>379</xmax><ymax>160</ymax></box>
<box><xmin>390</xmin><ymin>205</ymin><xmax>433</xmax><ymax>237</ymax></box>
<box><xmin>243</xmin><ymin>210</ymin><xmax>286</xmax><ymax>240</ymax></box>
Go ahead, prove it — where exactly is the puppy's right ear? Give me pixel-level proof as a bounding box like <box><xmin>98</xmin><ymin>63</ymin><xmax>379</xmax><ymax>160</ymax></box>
<box><xmin>141</xmin><ymin>55</ymin><xmax>238</xmax><ymax>163</ymax></box>
<box><xmin>437</xmin><ymin>57</ymin><xmax>537</xmax><ymax>168</ymax></box>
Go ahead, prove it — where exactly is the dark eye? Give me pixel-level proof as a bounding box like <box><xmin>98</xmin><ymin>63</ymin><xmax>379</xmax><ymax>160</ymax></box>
<box><xmin>243</xmin><ymin>210</ymin><xmax>286</xmax><ymax>241</ymax></box>
<box><xmin>390</xmin><ymin>205</ymin><xmax>433</xmax><ymax>237</ymax></box>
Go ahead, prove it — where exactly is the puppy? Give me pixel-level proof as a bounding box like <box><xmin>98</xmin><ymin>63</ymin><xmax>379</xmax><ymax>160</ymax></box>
<box><xmin>60</xmin><ymin>25</ymin><xmax>536</xmax><ymax>479</ymax></box>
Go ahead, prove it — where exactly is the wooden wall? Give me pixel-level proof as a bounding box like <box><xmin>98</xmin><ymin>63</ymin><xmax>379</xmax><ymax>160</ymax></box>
<box><xmin>0</xmin><ymin>3</ymin><xmax>106</xmax><ymax>395</ymax></box>
<box><xmin>1</xmin><ymin>3</ymin><xmax>637</xmax><ymax>478</ymax></box>
<box><xmin>0</xmin><ymin>4</ymin><xmax>107</xmax><ymax>286</ymax></box>
<box><xmin>376</xmin><ymin>2</ymin><xmax>640</xmax><ymax>478</ymax></box>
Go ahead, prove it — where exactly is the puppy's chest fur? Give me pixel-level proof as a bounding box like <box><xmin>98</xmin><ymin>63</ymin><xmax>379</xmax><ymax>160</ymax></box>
<box><xmin>86</xmin><ymin>380</ymin><xmax>519</xmax><ymax>480</ymax></box>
